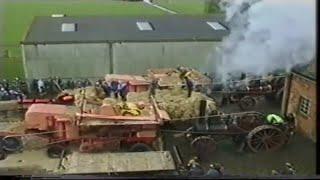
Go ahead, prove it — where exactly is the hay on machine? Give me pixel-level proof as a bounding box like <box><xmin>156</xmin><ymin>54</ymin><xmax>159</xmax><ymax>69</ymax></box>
<box><xmin>127</xmin><ymin>87</ymin><xmax>218</xmax><ymax>121</ymax></box>
<box><xmin>58</xmin><ymin>85</ymin><xmax>218</xmax><ymax>122</ymax></box>
<box><xmin>57</xmin><ymin>86</ymin><xmax>107</xmax><ymax>107</ymax></box>
<box><xmin>147</xmin><ymin>68</ymin><xmax>212</xmax><ymax>88</ymax></box>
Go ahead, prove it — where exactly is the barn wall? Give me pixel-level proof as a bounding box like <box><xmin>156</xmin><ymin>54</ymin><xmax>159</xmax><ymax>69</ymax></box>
<box><xmin>22</xmin><ymin>43</ymin><xmax>111</xmax><ymax>79</ymax></box>
<box><xmin>285</xmin><ymin>74</ymin><xmax>316</xmax><ymax>142</ymax></box>
<box><xmin>22</xmin><ymin>41</ymin><xmax>220</xmax><ymax>79</ymax></box>
<box><xmin>112</xmin><ymin>41</ymin><xmax>219</xmax><ymax>75</ymax></box>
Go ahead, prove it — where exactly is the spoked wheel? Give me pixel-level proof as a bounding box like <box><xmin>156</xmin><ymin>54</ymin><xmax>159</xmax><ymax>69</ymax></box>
<box><xmin>239</xmin><ymin>96</ymin><xmax>256</xmax><ymax>110</ymax></box>
<box><xmin>191</xmin><ymin>136</ymin><xmax>216</xmax><ymax>162</ymax></box>
<box><xmin>2</xmin><ymin>137</ymin><xmax>23</xmax><ymax>152</ymax></box>
<box><xmin>129</xmin><ymin>143</ymin><xmax>153</xmax><ymax>152</ymax></box>
<box><xmin>247</xmin><ymin>125</ymin><xmax>286</xmax><ymax>153</ymax></box>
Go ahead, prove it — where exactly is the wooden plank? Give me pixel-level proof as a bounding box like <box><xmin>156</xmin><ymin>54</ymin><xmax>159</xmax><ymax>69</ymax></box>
<box><xmin>59</xmin><ymin>151</ymin><xmax>175</xmax><ymax>174</ymax></box>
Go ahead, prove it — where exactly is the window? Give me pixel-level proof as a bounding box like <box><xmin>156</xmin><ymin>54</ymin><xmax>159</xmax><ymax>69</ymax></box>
<box><xmin>61</xmin><ymin>23</ymin><xmax>77</xmax><ymax>32</ymax></box>
<box><xmin>299</xmin><ymin>96</ymin><xmax>311</xmax><ymax>116</ymax></box>
<box><xmin>206</xmin><ymin>22</ymin><xmax>226</xmax><ymax>30</ymax></box>
<box><xmin>136</xmin><ymin>22</ymin><xmax>154</xmax><ymax>31</ymax></box>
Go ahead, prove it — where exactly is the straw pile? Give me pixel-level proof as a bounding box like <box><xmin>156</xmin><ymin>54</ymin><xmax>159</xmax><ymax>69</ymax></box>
<box><xmin>59</xmin><ymin>86</ymin><xmax>217</xmax><ymax>120</ymax></box>
<box><xmin>127</xmin><ymin>88</ymin><xmax>217</xmax><ymax>120</ymax></box>
<box><xmin>148</xmin><ymin>68</ymin><xmax>211</xmax><ymax>86</ymax></box>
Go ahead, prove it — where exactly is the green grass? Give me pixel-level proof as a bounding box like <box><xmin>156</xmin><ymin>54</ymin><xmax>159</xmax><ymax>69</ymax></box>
<box><xmin>0</xmin><ymin>58</ymin><xmax>24</xmax><ymax>79</ymax></box>
<box><xmin>2</xmin><ymin>0</ymin><xmax>166</xmax><ymax>45</ymax></box>
<box><xmin>0</xmin><ymin>0</ymin><xmax>167</xmax><ymax>79</ymax></box>
<box><xmin>0</xmin><ymin>0</ymin><xmax>222</xmax><ymax>79</ymax></box>
<box><xmin>154</xmin><ymin>0</ymin><xmax>222</xmax><ymax>15</ymax></box>
<box><xmin>153</xmin><ymin>0</ymin><xmax>206</xmax><ymax>15</ymax></box>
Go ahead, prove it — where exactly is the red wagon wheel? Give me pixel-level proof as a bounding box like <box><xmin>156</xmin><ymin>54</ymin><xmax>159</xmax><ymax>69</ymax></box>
<box><xmin>246</xmin><ymin>125</ymin><xmax>286</xmax><ymax>153</ymax></box>
<box><xmin>191</xmin><ymin>136</ymin><xmax>216</xmax><ymax>162</ymax></box>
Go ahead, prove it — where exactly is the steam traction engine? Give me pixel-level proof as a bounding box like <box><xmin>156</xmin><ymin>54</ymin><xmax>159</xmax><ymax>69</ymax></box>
<box><xmin>162</xmin><ymin>100</ymin><xmax>295</xmax><ymax>162</ymax></box>
<box><xmin>218</xmin><ymin>75</ymin><xmax>286</xmax><ymax>110</ymax></box>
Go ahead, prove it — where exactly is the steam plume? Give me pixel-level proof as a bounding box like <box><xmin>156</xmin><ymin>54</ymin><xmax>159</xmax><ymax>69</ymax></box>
<box><xmin>212</xmin><ymin>0</ymin><xmax>316</xmax><ymax>82</ymax></box>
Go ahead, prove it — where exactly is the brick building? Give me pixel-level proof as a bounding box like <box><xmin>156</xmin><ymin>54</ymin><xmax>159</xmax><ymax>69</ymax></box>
<box><xmin>281</xmin><ymin>59</ymin><xmax>316</xmax><ymax>142</ymax></box>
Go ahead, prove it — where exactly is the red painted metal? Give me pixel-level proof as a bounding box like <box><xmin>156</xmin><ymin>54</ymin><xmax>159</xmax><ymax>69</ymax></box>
<box><xmin>105</xmin><ymin>74</ymin><xmax>150</xmax><ymax>92</ymax></box>
<box><xmin>12</xmin><ymin>98</ymin><xmax>165</xmax><ymax>152</ymax></box>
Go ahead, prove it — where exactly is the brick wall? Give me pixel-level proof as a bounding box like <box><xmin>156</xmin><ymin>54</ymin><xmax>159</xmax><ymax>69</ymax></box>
<box><xmin>286</xmin><ymin>74</ymin><xmax>316</xmax><ymax>142</ymax></box>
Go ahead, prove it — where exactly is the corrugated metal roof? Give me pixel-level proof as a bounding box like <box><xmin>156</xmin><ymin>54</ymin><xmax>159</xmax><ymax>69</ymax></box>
<box><xmin>22</xmin><ymin>15</ymin><xmax>229</xmax><ymax>44</ymax></box>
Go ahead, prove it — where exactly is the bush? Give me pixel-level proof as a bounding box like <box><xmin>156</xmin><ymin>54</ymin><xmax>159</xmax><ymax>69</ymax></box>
<box><xmin>204</xmin><ymin>0</ymin><xmax>220</xmax><ymax>14</ymax></box>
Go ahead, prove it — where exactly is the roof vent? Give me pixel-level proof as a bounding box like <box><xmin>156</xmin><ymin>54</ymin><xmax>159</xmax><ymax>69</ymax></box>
<box><xmin>136</xmin><ymin>22</ymin><xmax>154</xmax><ymax>31</ymax></box>
<box><xmin>61</xmin><ymin>23</ymin><xmax>77</xmax><ymax>32</ymax></box>
<box><xmin>206</xmin><ymin>22</ymin><xmax>226</xmax><ymax>30</ymax></box>
<box><xmin>51</xmin><ymin>14</ymin><xmax>66</xmax><ymax>18</ymax></box>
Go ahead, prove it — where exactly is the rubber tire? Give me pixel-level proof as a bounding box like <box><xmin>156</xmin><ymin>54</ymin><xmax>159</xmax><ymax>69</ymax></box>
<box><xmin>47</xmin><ymin>145</ymin><xmax>65</xmax><ymax>158</ymax></box>
<box><xmin>2</xmin><ymin>137</ymin><xmax>23</xmax><ymax>152</ymax></box>
<box><xmin>0</xmin><ymin>148</ymin><xmax>7</xmax><ymax>161</ymax></box>
<box><xmin>129</xmin><ymin>143</ymin><xmax>153</xmax><ymax>152</ymax></box>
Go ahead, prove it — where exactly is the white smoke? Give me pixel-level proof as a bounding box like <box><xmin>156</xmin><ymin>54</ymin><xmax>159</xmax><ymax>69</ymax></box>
<box><xmin>212</xmin><ymin>0</ymin><xmax>316</xmax><ymax>82</ymax></box>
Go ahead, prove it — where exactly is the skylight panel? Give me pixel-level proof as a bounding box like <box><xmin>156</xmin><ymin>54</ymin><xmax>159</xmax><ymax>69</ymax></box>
<box><xmin>136</xmin><ymin>22</ymin><xmax>154</xmax><ymax>31</ymax></box>
<box><xmin>61</xmin><ymin>23</ymin><xmax>77</xmax><ymax>32</ymax></box>
<box><xmin>206</xmin><ymin>22</ymin><xmax>226</xmax><ymax>30</ymax></box>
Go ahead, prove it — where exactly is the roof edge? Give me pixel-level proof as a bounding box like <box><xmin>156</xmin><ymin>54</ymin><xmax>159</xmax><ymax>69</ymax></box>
<box><xmin>22</xmin><ymin>17</ymin><xmax>38</xmax><ymax>42</ymax></box>
<box><xmin>21</xmin><ymin>38</ymin><xmax>225</xmax><ymax>45</ymax></box>
<box><xmin>291</xmin><ymin>69</ymin><xmax>316</xmax><ymax>82</ymax></box>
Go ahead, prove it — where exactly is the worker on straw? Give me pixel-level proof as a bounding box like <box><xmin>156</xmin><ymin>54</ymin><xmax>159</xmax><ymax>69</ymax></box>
<box><xmin>110</xmin><ymin>80</ymin><xmax>120</xmax><ymax>99</ymax></box>
<box><xmin>37</xmin><ymin>79</ymin><xmax>45</xmax><ymax>95</ymax></box>
<box><xmin>102</xmin><ymin>81</ymin><xmax>111</xmax><ymax>97</ymax></box>
<box><xmin>184</xmin><ymin>76</ymin><xmax>194</xmax><ymax>98</ymax></box>
<box><xmin>119</xmin><ymin>81</ymin><xmax>130</xmax><ymax>102</ymax></box>
<box><xmin>266</xmin><ymin>114</ymin><xmax>285</xmax><ymax>126</ymax></box>
<box><xmin>149</xmin><ymin>78</ymin><xmax>159</xmax><ymax>98</ymax></box>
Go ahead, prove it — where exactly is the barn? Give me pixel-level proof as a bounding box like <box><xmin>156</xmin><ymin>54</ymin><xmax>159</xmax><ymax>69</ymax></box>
<box><xmin>21</xmin><ymin>15</ymin><xmax>229</xmax><ymax>80</ymax></box>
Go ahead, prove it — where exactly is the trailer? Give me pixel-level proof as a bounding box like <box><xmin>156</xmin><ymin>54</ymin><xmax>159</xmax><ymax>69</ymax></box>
<box><xmin>59</xmin><ymin>151</ymin><xmax>175</xmax><ymax>174</ymax></box>
<box><xmin>0</xmin><ymin>149</ymin><xmax>176</xmax><ymax>174</ymax></box>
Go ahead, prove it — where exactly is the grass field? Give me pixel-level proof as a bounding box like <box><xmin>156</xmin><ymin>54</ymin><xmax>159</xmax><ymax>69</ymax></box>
<box><xmin>154</xmin><ymin>0</ymin><xmax>207</xmax><ymax>15</ymax></box>
<box><xmin>0</xmin><ymin>0</ymin><xmax>221</xmax><ymax>79</ymax></box>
